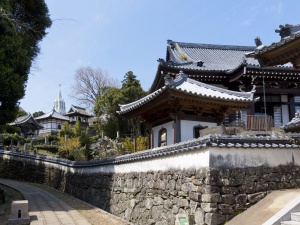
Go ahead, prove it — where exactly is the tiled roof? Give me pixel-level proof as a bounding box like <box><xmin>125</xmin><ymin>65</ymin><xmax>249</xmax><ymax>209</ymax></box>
<box><xmin>253</xmin><ymin>26</ymin><xmax>300</xmax><ymax>56</ymax></box>
<box><xmin>9</xmin><ymin>114</ymin><xmax>43</xmax><ymax>129</ymax></box>
<box><xmin>35</xmin><ymin>109</ymin><xmax>70</xmax><ymax>121</ymax></box>
<box><xmin>119</xmin><ymin>72</ymin><xmax>256</xmax><ymax>114</ymax></box>
<box><xmin>65</xmin><ymin>105</ymin><xmax>92</xmax><ymax>117</ymax></box>
<box><xmin>165</xmin><ymin>40</ymin><xmax>295</xmax><ymax>72</ymax></box>
<box><xmin>166</xmin><ymin>41</ymin><xmax>259</xmax><ymax>71</ymax></box>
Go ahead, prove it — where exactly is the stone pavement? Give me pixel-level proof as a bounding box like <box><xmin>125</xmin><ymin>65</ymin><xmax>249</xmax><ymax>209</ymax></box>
<box><xmin>227</xmin><ymin>189</ymin><xmax>300</xmax><ymax>225</ymax></box>
<box><xmin>0</xmin><ymin>178</ymin><xmax>91</xmax><ymax>225</ymax></box>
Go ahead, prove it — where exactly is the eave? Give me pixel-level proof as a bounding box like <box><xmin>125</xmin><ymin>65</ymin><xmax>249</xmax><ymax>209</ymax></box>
<box><xmin>120</xmin><ymin>87</ymin><xmax>255</xmax><ymax>123</ymax></box>
<box><xmin>254</xmin><ymin>33</ymin><xmax>300</xmax><ymax>69</ymax></box>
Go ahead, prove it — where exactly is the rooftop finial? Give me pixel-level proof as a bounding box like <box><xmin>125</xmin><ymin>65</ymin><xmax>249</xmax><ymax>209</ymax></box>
<box><xmin>178</xmin><ymin>71</ymin><xmax>188</xmax><ymax>81</ymax></box>
<box><xmin>275</xmin><ymin>24</ymin><xmax>300</xmax><ymax>39</ymax></box>
<box><xmin>167</xmin><ymin>39</ymin><xmax>175</xmax><ymax>49</ymax></box>
<box><xmin>164</xmin><ymin>73</ymin><xmax>173</xmax><ymax>86</ymax></box>
<box><xmin>255</xmin><ymin>37</ymin><xmax>262</xmax><ymax>47</ymax></box>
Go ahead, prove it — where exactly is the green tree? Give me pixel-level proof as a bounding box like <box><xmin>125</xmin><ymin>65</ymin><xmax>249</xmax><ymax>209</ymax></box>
<box><xmin>33</xmin><ymin>111</ymin><xmax>45</xmax><ymax>118</ymax></box>
<box><xmin>94</xmin><ymin>71</ymin><xmax>146</xmax><ymax>139</ymax></box>
<box><xmin>59</xmin><ymin>122</ymin><xmax>74</xmax><ymax>138</ymax></box>
<box><xmin>0</xmin><ymin>0</ymin><xmax>51</xmax><ymax>126</ymax></box>
<box><xmin>74</xmin><ymin>120</ymin><xmax>81</xmax><ymax>137</ymax></box>
<box><xmin>121</xmin><ymin>71</ymin><xmax>146</xmax><ymax>103</ymax></box>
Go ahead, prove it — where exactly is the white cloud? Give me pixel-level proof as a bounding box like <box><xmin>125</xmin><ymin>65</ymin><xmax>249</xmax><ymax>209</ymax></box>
<box><xmin>270</xmin><ymin>1</ymin><xmax>283</xmax><ymax>14</ymax></box>
<box><xmin>240</xmin><ymin>18</ymin><xmax>254</xmax><ymax>27</ymax></box>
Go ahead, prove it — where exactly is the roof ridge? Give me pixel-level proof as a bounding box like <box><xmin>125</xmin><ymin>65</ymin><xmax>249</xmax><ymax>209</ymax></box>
<box><xmin>174</xmin><ymin>41</ymin><xmax>256</xmax><ymax>51</ymax></box>
<box><xmin>186</xmin><ymin>78</ymin><xmax>254</xmax><ymax>98</ymax></box>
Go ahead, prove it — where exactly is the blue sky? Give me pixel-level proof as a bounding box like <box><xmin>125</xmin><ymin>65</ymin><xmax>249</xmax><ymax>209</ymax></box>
<box><xmin>20</xmin><ymin>0</ymin><xmax>300</xmax><ymax>114</ymax></box>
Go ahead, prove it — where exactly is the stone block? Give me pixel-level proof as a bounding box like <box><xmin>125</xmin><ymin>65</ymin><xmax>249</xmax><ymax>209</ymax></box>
<box><xmin>8</xmin><ymin>200</ymin><xmax>30</xmax><ymax>225</ymax></box>
<box><xmin>200</xmin><ymin>203</ymin><xmax>217</xmax><ymax>213</ymax></box>
<box><xmin>201</xmin><ymin>193</ymin><xmax>221</xmax><ymax>203</ymax></box>
<box><xmin>205</xmin><ymin>213</ymin><xmax>226</xmax><ymax>225</ymax></box>
<box><xmin>189</xmin><ymin>192</ymin><xmax>201</xmax><ymax>202</ymax></box>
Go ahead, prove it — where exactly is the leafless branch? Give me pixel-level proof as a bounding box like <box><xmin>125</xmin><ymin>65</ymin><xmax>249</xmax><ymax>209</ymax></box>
<box><xmin>70</xmin><ymin>66</ymin><xmax>119</xmax><ymax>111</ymax></box>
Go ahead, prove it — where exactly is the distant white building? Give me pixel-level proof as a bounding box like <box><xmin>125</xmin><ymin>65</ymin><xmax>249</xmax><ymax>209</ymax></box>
<box><xmin>54</xmin><ymin>85</ymin><xmax>66</xmax><ymax>114</ymax></box>
<box><xmin>35</xmin><ymin>109</ymin><xmax>70</xmax><ymax>136</ymax></box>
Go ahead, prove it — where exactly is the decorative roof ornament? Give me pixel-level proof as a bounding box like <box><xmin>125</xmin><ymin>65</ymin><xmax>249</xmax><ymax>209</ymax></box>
<box><xmin>164</xmin><ymin>73</ymin><xmax>174</xmax><ymax>86</ymax></box>
<box><xmin>197</xmin><ymin>60</ymin><xmax>204</xmax><ymax>67</ymax></box>
<box><xmin>177</xmin><ymin>70</ymin><xmax>188</xmax><ymax>81</ymax></box>
<box><xmin>275</xmin><ymin>24</ymin><xmax>300</xmax><ymax>39</ymax></box>
<box><xmin>157</xmin><ymin>58</ymin><xmax>165</xmax><ymax>65</ymax></box>
<box><xmin>255</xmin><ymin>37</ymin><xmax>262</xmax><ymax>47</ymax></box>
<box><xmin>167</xmin><ymin>39</ymin><xmax>175</xmax><ymax>49</ymax></box>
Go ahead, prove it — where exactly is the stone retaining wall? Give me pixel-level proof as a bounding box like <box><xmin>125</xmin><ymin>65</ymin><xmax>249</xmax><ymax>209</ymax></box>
<box><xmin>1</xmin><ymin>155</ymin><xmax>300</xmax><ymax>225</ymax></box>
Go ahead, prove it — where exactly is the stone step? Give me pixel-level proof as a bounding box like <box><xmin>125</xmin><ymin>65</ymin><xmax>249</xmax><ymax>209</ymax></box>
<box><xmin>281</xmin><ymin>221</ymin><xmax>300</xmax><ymax>225</ymax></box>
<box><xmin>292</xmin><ymin>212</ymin><xmax>300</xmax><ymax>222</ymax></box>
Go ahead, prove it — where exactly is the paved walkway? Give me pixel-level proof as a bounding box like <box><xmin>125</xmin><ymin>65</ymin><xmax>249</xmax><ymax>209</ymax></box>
<box><xmin>227</xmin><ymin>189</ymin><xmax>300</xmax><ymax>225</ymax></box>
<box><xmin>0</xmin><ymin>178</ymin><xmax>91</xmax><ymax>225</ymax></box>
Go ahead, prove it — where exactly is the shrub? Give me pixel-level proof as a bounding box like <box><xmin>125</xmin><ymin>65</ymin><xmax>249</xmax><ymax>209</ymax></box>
<box><xmin>2</xmin><ymin>133</ymin><xmax>26</xmax><ymax>146</ymax></box>
<box><xmin>121</xmin><ymin>136</ymin><xmax>149</xmax><ymax>153</ymax></box>
<box><xmin>34</xmin><ymin>145</ymin><xmax>59</xmax><ymax>154</ymax></box>
<box><xmin>58</xmin><ymin>137</ymin><xmax>81</xmax><ymax>160</ymax></box>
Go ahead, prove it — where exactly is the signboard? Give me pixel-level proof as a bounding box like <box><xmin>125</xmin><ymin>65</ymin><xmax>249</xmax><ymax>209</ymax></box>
<box><xmin>178</xmin><ymin>216</ymin><xmax>188</xmax><ymax>225</ymax></box>
<box><xmin>175</xmin><ymin>214</ymin><xmax>189</xmax><ymax>225</ymax></box>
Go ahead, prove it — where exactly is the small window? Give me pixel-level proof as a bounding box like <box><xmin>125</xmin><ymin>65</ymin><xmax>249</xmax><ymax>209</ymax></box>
<box><xmin>58</xmin><ymin>124</ymin><xmax>61</xmax><ymax>130</ymax></box>
<box><xmin>159</xmin><ymin>128</ymin><xmax>167</xmax><ymax>147</ymax></box>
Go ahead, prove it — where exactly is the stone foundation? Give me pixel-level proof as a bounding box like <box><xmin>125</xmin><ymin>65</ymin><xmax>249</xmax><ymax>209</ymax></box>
<box><xmin>1</xmin><ymin>156</ymin><xmax>300</xmax><ymax>225</ymax></box>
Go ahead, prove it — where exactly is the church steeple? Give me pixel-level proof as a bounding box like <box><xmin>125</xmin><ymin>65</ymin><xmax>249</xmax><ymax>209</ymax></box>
<box><xmin>54</xmin><ymin>84</ymin><xmax>66</xmax><ymax>114</ymax></box>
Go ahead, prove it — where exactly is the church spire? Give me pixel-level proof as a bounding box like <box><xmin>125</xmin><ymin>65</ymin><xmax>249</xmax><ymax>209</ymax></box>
<box><xmin>54</xmin><ymin>84</ymin><xmax>66</xmax><ymax>114</ymax></box>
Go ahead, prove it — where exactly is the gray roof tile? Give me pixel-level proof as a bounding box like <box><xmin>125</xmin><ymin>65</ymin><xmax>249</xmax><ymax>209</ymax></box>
<box><xmin>35</xmin><ymin>109</ymin><xmax>70</xmax><ymax>121</ymax></box>
<box><xmin>166</xmin><ymin>41</ymin><xmax>291</xmax><ymax>71</ymax></box>
<box><xmin>119</xmin><ymin>72</ymin><xmax>256</xmax><ymax>114</ymax></box>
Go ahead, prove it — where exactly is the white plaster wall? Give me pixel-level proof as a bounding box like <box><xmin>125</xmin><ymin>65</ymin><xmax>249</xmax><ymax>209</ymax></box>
<box><xmin>3</xmin><ymin>147</ymin><xmax>300</xmax><ymax>174</ymax></box>
<box><xmin>209</xmin><ymin>148</ymin><xmax>300</xmax><ymax>168</ymax></box>
<box><xmin>112</xmin><ymin>150</ymin><xmax>210</xmax><ymax>173</ymax></box>
<box><xmin>181</xmin><ymin>120</ymin><xmax>216</xmax><ymax>141</ymax></box>
<box><xmin>152</xmin><ymin>121</ymin><xmax>173</xmax><ymax>148</ymax></box>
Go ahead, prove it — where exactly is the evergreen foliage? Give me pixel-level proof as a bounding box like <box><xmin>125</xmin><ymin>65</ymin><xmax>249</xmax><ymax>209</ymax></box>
<box><xmin>0</xmin><ymin>0</ymin><xmax>51</xmax><ymax>125</ymax></box>
<box><xmin>32</xmin><ymin>111</ymin><xmax>45</xmax><ymax>118</ymax></box>
<box><xmin>94</xmin><ymin>71</ymin><xmax>146</xmax><ymax>139</ymax></box>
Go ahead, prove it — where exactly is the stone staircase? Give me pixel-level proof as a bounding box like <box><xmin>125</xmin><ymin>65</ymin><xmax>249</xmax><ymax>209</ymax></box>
<box><xmin>281</xmin><ymin>212</ymin><xmax>300</xmax><ymax>225</ymax></box>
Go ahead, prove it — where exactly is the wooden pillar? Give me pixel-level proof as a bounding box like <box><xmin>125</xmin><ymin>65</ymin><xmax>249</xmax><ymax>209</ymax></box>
<box><xmin>172</xmin><ymin>114</ymin><xmax>181</xmax><ymax>144</ymax></box>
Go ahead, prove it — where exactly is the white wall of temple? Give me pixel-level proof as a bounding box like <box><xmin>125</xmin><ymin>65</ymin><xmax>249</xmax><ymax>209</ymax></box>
<box><xmin>152</xmin><ymin>121</ymin><xmax>173</xmax><ymax>148</ymax></box>
<box><xmin>209</xmin><ymin>147</ymin><xmax>300</xmax><ymax>168</ymax></box>
<box><xmin>181</xmin><ymin>120</ymin><xmax>217</xmax><ymax>141</ymax></box>
<box><xmin>2</xmin><ymin>146</ymin><xmax>300</xmax><ymax>174</ymax></box>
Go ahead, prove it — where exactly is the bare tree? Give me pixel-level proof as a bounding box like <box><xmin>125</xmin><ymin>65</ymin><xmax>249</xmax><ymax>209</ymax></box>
<box><xmin>70</xmin><ymin>66</ymin><xmax>119</xmax><ymax>111</ymax></box>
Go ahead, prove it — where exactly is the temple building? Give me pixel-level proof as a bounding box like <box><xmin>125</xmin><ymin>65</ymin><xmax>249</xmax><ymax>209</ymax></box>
<box><xmin>249</xmin><ymin>24</ymin><xmax>300</xmax><ymax>133</ymax></box>
<box><xmin>151</xmin><ymin>39</ymin><xmax>300</xmax><ymax>128</ymax></box>
<box><xmin>9</xmin><ymin>114</ymin><xmax>43</xmax><ymax>138</ymax></box>
<box><xmin>35</xmin><ymin>109</ymin><xmax>69</xmax><ymax>136</ymax></box>
<box><xmin>54</xmin><ymin>85</ymin><xmax>66</xmax><ymax>115</ymax></box>
<box><xmin>65</xmin><ymin>105</ymin><xmax>92</xmax><ymax>131</ymax></box>
<box><xmin>119</xmin><ymin>71</ymin><xmax>256</xmax><ymax>148</ymax></box>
